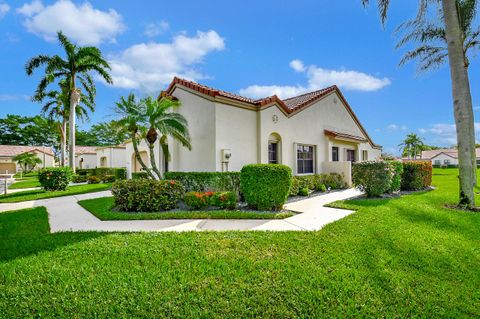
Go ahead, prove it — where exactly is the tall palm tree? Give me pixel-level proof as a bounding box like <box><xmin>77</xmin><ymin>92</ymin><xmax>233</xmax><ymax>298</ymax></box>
<box><xmin>362</xmin><ymin>0</ymin><xmax>477</xmax><ymax>207</ymax></box>
<box><xmin>26</xmin><ymin>31</ymin><xmax>112</xmax><ymax>173</ymax></box>
<box><xmin>143</xmin><ymin>96</ymin><xmax>192</xmax><ymax>179</ymax></box>
<box><xmin>114</xmin><ymin>94</ymin><xmax>156</xmax><ymax>180</ymax></box>
<box><xmin>399</xmin><ymin>133</ymin><xmax>425</xmax><ymax>159</ymax></box>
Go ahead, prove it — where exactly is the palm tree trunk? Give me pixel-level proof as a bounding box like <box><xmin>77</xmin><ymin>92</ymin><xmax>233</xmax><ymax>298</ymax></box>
<box><xmin>68</xmin><ymin>87</ymin><xmax>81</xmax><ymax>173</ymax></box>
<box><xmin>148</xmin><ymin>141</ymin><xmax>162</xmax><ymax>180</ymax></box>
<box><xmin>59</xmin><ymin>119</ymin><xmax>67</xmax><ymax>167</ymax></box>
<box><xmin>131</xmin><ymin>134</ymin><xmax>155</xmax><ymax>179</ymax></box>
<box><xmin>442</xmin><ymin>0</ymin><xmax>476</xmax><ymax>207</ymax></box>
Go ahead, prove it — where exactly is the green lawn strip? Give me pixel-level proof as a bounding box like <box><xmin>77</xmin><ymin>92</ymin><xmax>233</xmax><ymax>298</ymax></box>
<box><xmin>0</xmin><ymin>183</ymin><xmax>111</xmax><ymax>203</ymax></box>
<box><xmin>0</xmin><ymin>168</ymin><xmax>480</xmax><ymax>317</ymax></box>
<box><xmin>8</xmin><ymin>178</ymin><xmax>41</xmax><ymax>189</ymax></box>
<box><xmin>78</xmin><ymin>196</ymin><xmax>293</xmax><ymax>220</ymax></box>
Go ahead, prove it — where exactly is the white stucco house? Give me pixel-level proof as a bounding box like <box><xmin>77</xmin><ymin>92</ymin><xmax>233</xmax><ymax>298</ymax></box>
<box><xmin>75</xmin><ymin>146</ymin><xmax>97</xmax><ymax>169</ymax></box>
<box><xmin>125</xmin><ymin>77</ymin><xmax>382</xmax><ymax>183</ymax></box>
<box><xmin>421</xmin><ymin>148</ymin><xmax>480</xmax><ymax>166</ymax></box>
<box><xmin>0</xmin><ymin>145</ymin><xmax>55</xmax><ymax>174</ymax></box>
<box><xmin>96</xmin><ymin>145</ymin><xmax>126</xmax><ymax>168</ymax></box>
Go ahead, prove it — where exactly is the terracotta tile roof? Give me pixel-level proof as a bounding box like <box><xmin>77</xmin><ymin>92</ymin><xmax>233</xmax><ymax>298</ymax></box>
<box><xmin>324</xmin><ymin>129</ymin><xmax>368</xmax><ymax>143</ymax></box>
<box><xmin>0</xmin><ymin>145</ymin><xmax>54</xmax><ymax>157</ymax></box>
<box><xmin>75</xmin><ymin>146</ymin><xmax>97</xmax><ymax>155</ymax></box>
<box><xmin>163</xmin><ymin>77</ymin><xmax>381</xmax><ymax>149</ymax></box>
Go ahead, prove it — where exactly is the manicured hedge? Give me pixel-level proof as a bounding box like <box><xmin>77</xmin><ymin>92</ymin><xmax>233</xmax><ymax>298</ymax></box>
<box><xmin>401</xmin><ymin>161</ymin><xmax>432</xmax><ymax>191</ymax></box>
<box><xmin>87</xmin><ymin>176</ymin><xmax>101</xmax><ymax>184</ymax></box>
<box><xmin>289</xmin><ymin>173</ymin><xmax>345</xmax><ymax>196</ymax></box>
<box><xmin>388</xmin><ymin>160</ymin><xmax>403</xmax><ymax>192</ymax></box>
<box><xmin>352</xmin><ymin>161</ymin><xmax>396</xmax><ymax>197</ymax></box>
<box><xmin>240</xmin><ymin>164</ymin><xmax>292</xmax><ymax>210</ymax></box>
<box><xmin>72</xmin><ymin>175</ymin><xmax>87</xmax><ymax>183</ymax></box>
<box><xmin>112</xmin><ymin>179</ymin><xmax>185</xmax><ymax>212</ymax></box>
<box><xmin>164</xmin><ymin>172</ymin><xmax>241</xmax><ymax>195</ymax></box>
<box><xmin>132</xmin><ymin>172</ymin><xmax>150</xmax><ymax>180</ymax></box>
<box><xmin>38</xmin><ymin>167</ymin><xmax>73</xmax><ymax>191</ymax></box>
<box><xmin>76</xmin><ymin>168</ymin><xmax>126</xmax><ymax>180</ymax></box>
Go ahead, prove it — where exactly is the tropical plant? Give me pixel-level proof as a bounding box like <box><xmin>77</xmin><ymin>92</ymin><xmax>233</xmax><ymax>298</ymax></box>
<box><xmin>13</xmin><ymin>152</ymin><xmax>42</xmax><ymax>173</ymax></box>
<box><xmin>143</xmin><ymin>96</ymin><xmax>191</xmax><ymax>179</ymax></box>
<box><xmin>399</xmin><ymin>133</ymin><xmax>425</xmax><ymax>159</ymax></box>
<box><xmin>0</xmin><ymin>115</ymin><xmax>58</xmax><ymax>146</ymax></box>
<box><xmin>362</xmin><ymin>0</ymin><xmax>478</xmax><ymax>207</ymax></box>
<box><xmin>25</xmin><ymin>31</ymin><xmax>112</xmax><ymax>173</ymax></box>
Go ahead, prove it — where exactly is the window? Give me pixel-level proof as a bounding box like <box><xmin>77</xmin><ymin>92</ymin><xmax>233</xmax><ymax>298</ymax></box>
<box><xmin>362</xmin><ymin>150</ymin><xmax>368</xmax><ymax>161</ymax></box>
<box><xmin>444</xmin><ymin>159</ymin><xmax>450</xmax><ymax>165</ymax></box>
<box><xmin>434</xmin><ymin>160</ymin><xmax>441</xmax><ymax>165</ymax></box>
<box><xmin>268</xmin><ymin>142</ymin><xmax>278</xmax><ymax>164</ymax></box>
<box><xmin>332</xmin><ymin>147</ymin><xmax>339</xmax><ymax>162</ymax></box>
<box><xmin>346</xmin><ymin>149</ymin><xmax>355</xmax><ymax>162</ymax></box>
<box><xmin>297</xmin><ymin>144</ymin><xmax>314</xmax><ymax>174</ymax></box>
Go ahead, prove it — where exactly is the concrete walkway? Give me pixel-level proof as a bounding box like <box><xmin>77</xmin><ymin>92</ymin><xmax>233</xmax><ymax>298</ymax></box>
<box><xmin>0</xmin><ymin>188</ymin><xmax>362</xmax><ymax>233</ymax></box>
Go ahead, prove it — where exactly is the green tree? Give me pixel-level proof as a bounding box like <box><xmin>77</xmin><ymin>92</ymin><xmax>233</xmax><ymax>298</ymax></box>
<box><xmin>399</xmin><ymin>133</ymin><xmax>425</xmax><ymax>159</ymax></box>
<box><xmin>362</xmin><ymin>0</ymin><xmax>478</xmax><ymax>206</ymax></box>
<box><xmin>26</xmin><ymin>31</ymin><xmax>112</xmax><ymax>173</ymax></box>
<box><xmin>13</xmin><ymin>152</ymin><xmax>42</xmax><ymax>173</ymax></box>
<box><xmin>0</xmin><ymin>115</ymin><xmax>58</xmax><ymax>147</ymax></box>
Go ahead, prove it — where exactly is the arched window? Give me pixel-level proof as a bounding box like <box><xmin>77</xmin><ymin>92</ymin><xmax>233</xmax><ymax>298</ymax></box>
<box><xmin>268</xmin><ymin>133</ymin><xmax>282</xmax><ymax>164</ymax></box>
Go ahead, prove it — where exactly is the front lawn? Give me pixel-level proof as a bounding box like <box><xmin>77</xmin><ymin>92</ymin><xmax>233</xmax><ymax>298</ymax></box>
<box><xmin>0</xmin><ymin>168</ymin><xmax>479</xmax><ymax>317</ymax></box>
<box><xmin>78</xmin><ymin>196</ymin><xmax>294</xmax><ymax>220</ymax></box>
<box><xmin>0</xmin><ymin>183</ymin><xmax>111</xmax><ymax>203</ymax></box>
<box><xmin>8</xmin><ymin>177</ymin><xmax>41</xmax><ymax>189</ymax></box>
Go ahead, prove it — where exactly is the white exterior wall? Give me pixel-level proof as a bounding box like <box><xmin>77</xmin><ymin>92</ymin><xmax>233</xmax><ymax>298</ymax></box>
<box><xmin>125</xmin><ymin>139</ymin><xmax>162</xmax><ymax>179</ymax></box>
<box><xmin>75</xmin><ymin>154</ymin><xmax>96</xmax><ymax>169</ymax></box>
<box><xmin>96</xmin><ymin>147</ymin><xmax>126</xmax><ymax>168</ymax></box>
<box><xmin>431</xmin><ymin>153</ymin><xmax>458</xmax><ymax>166</ymax></box>
<box><xmin>33</xmin><ymin>151</ymin><xmax>55</xmax><ymax>169</ymax></box>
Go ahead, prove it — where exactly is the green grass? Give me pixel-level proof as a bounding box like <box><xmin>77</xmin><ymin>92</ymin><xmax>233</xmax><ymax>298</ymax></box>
<box><xmin>78</xmin><ymin>196</ymin><xmax>294</xmax><ymax>220</ymax></box>
<box><xmin>0</xmin><ymin>183</ymin><xmax>111</xmax><ymax>203</ymax></box>
<box><xmin>8</xmin><ymin>177</ymin><xmax>41</xmax><ymax>189</ymax></box>
<box><xmin>1</xmin><ymin>168</ymin><xmax>480</xmax><ymax>317</ymax></box>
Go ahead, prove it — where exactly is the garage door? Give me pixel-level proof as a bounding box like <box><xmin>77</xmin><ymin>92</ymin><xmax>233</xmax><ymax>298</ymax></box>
<box><xmin>0</xmin><ymin>163</ymin><xmax>16</xmax><ymax>174</ymax></box>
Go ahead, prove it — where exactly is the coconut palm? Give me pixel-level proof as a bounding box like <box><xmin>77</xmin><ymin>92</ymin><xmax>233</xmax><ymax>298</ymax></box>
<box><xmin>143</xmin><ymin>96</ymin><xmax>191</xmax><ymax>179</ymax></box>
<box><xmin>25</xmin><ymin>31</ymin><xmax>112</xmax><ymax>173</ymax></box>
<box><xmin>399</xmin><ymin>133</ymin><xmax>425</xmax><ymax>159</ymax></box>
<box><xmin>13</xmin><ymin>152</ymin><xmax>42</xmax><ymax>173</ymax></box>
<box><xmin>362</xmin><ymin>0</ymin><xmax>477</xmax><ymax>207</ymax></box>
<box><xmin>114</xmin><ymin>94</ymin><xmax>156</xmax><ymax>180</ymax></box>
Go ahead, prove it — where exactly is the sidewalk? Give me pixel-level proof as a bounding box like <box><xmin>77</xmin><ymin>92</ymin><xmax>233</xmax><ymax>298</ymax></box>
<box><xmin>0</xmin><ymin>188</ymin><xmax>362</xmax><ymax>233</ymax></box>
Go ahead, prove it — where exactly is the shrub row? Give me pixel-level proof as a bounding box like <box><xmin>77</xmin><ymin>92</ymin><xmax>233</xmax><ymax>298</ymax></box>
<box><xmin>112</xmin><ymin>179</ymin><xmax>185</xmax><ymax>212</ymax></box>
<box><xmin>132</xmin><ymin>172</ymin><xmax>150</xmax><ymax>180</ymax></box>
<box><xmin>164</xmin><ymin>172</ymin><xmax>241</xmax><ymax>195</ymax></box>
<box><xmin>289</xmin><ymin>173</ymin><xmax>346</xmax><ymax>196</ymax></box>
<box><xmin>401</xmin><ymin>161</ymin><xmax>432</xmax><ymax>191</ymax></box>
<box><xmin>38</xmin><ymin>167</ymin><xmax>73</xmax><ymax>191</ymax></box>
<box><xmin>184</xmin><ymin>191</ymin><xmax>237</xmax><ymax>210</ymax></box>
<box><xmin>76</xmin><ymin>168</ymin><xmax>127</xmax><ymax>180</ymax></box>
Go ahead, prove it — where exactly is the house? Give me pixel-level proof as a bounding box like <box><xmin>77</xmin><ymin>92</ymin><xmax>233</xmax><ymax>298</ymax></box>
<box><xmin>75</xmin><ymin>146</ymin><xmax>98</xmax><ymax>169</ymax></box>
<box><xmin>0</xmin><ymin>145</ymin><xmax>55</xmax><ymax>174</ymax></box>
<box><xmin>96</xmin><ymin>145</ymin><xmax>126</xmax><ymax>168</ymax></box>
<box><xmin>125</xmin><ymin>77</ymin><xmax>382</xmax><ymax>183</ymax></box>
<box><xmin>421</xmin><ymin>148</ymin><xmax>480</xmax><ymax>166</ymax></box>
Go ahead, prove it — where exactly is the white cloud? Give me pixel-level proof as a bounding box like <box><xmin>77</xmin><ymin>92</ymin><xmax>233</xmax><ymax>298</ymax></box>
<box><xmin>387</xmin><ymin>124</ymin><xmax>407</xmax><ymax>131</ymax></box>
<box><xmin>108</xmin><ymin>30</ymin><xmax>225</xmax><ymax>92</ymax></box>
<box><xmin>18</xmin><ymin>0</ymin><xmax>125</xmax><ymax>45</ymax></box>
<box><xmin>0</xmin><ymin>3</ymin><xmax>10</xmax><ymax>20</ymax></box>
<box><xmin>419</xmin><ymin>123</ymin><xmax>480</xmax><ymax>146</ymax></box>
<box><xmin>474</xmin><ymin>106</ymin><xmax>480</xmax><ymax>111</ymax></box>
<box><xmin>144</xmin><ymin>21</ymin><xmax>169</xmax><ymax>37</ymax></box>
<box><xmin>239</xmin><ymin>59</ymin><xmax>391</xmax><ymax>99</ymax></box>
<box><xmin>0</xmin><ymin>94</ymin><xmax>30</xmax><ymax>101</ymax></box>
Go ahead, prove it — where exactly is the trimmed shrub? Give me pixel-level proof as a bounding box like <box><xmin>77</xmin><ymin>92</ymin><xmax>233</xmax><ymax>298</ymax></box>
<box><xmin>101</xmin><ymin>175</ymin><xmax>116</xmax><ymax>183</ymax></box>
<box><xmin>298</xmin><ymin>187</ymin><xmax>309</xmax><ymax>196</ymax></box>
<box><xmin>112</xmin><ymin>179</ymin><xmax>185</xmax><ymax>212</ymax></box>
<box><xmin>164</xmin><ymin>172</ymin><xmax>241</xmax><ymax>195</ymax></box>
<box><xmin>321</xmin><ymin>173</ymin><xmax>347</xmax><ymax>190</ymax></box>
<box><xmin>289</xmin><ymin>177</ymin><xmax>300</xmax><ymax>196</ymax></box>
<box><xmin>76</xmin><ymin>168</ymin><xmax>95</xmax><ymax>176</ymax></box>
<box><xmin>211</xmin><ymin>191</ymin><xmax>237</xmax><ymax>210</ymax></box>
<box><xmin>38</xmin><ymin>167</ymin><xmax>73</xmax><ymax>191</ymax></box>
<box><xmin>87</xmin><ymin>175</ymin><xmax>101</xmax><ymax>184</ymax></box>
<box><xmin>184</xmin><ymin>191</ymin><xmax>215</xmax><ymax>209</ymax></box>
<box><xmin>401</xmin><ymin>161</ymin><xmax>432</xmax><ymax>191</ymax></box>
<box><xmin>317</xmin><ymin>183</ymin><xmax>327</xmax><ymax>192</ymax></box>
<box><xmin>387</xmin><ymin>160</ymin><xmax>403</xmax><ymax>192</ymax></box>
<box><xmin>132</xmin><ymin>172</ymin><xmax>150</xmax><ymax>180</ymax></box>
<box><xmin>114</xmin><ymin>168</ymin><xmax>127</xmax><ymax>180</ymax></box>
<box><xmin>352</xmin><ymin>161</ymin><xmax>395</xmax><ymax>197</ymax></box>
<box><xmin>72</xmin><ymin>175</ymin><xmax>87</xmax><ymax>183</ymax></box>
<box><xmin>289</xmin><ymin>173</ymin><xmax>345</xmax><ymax>196</ymax></box>
<box><xmin>240</xmin><ymin>164</ymin><xmax>292</xmax><ymax>210</ymax></box>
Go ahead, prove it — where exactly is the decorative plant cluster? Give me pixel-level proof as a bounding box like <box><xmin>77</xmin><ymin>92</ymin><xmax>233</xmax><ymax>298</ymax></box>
<box><xmin>289</xmin><ymin>173</ymin><xmax>344</xmax><ymax>196</ymax></box>
<box><xmin>75</xmin><ymin>168</ymin><xmax>127</xmax><ymax>184</ymax></box>
<box><xmin>38</xmin><ymin>167</ymin><xmax>73</xmax><ymax>191</ymax></box>
<box><xmin>184</xmin><ymin>191</ymin><xmax>237</xmax><ymax>210</ymax></box>
<box><xmin>164</xmin><ymin>172</ymin><xmax>241</xmax><ymax>195</ymax></box>
<box><xmin>112</xmin><ymin>179</ymin><xmax>185</xmax><ymax>212</ymax></box>
<box><xmin>87</xmin><ymin>176</ymin><xmax>101</xmax><ymax>184</ymax></box>
<box><xmin>132</xmin><ymin>172</ymin><xmax>149</xmax><ymax>180</ymax></box>
<box><xmin>240</xmin><ymin>164</ymin><xmax>292</xmax><ymax>210</ymax></box>
<box><xmin>401</xmin><ymin>161</ymin><xmax>432</xmax><ymax>191</ymax></box>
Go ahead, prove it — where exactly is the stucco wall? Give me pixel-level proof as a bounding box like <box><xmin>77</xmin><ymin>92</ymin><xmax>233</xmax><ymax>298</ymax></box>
<box><xmin>76</xmin><ymin>154</ymin><xmax>96</xmax><ymax>169</ymax></box>
<box><xmin>96</xmin><ymin>147</ymin><xmax>126</xmax><ymax>168</ymax></box>
<box><xmin>125</xmin><ymin>139</ymin><xmax>162</xmax><ymax>178</ymax></box>
<box><xmin>431</xmin><ymin>153</ymin><xmax>458</xmax><ymax>165</ymax></box>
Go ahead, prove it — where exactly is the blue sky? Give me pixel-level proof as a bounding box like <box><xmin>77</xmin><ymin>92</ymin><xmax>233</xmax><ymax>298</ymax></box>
<box><xmin>0</xmin><ymin>0</ymin><xmax>478</xmax><ymax>155</ymax></box>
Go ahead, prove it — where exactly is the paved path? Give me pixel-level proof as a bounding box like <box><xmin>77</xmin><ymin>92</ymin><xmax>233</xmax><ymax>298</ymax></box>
<box><xmin>0</xmin><ymin>188</ymin><xmax>362</xmax><ymax>233</ymax></box>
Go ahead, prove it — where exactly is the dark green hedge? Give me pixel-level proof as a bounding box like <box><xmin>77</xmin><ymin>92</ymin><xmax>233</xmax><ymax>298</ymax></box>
<box><xmin>289</xmin><ymin>173</ymin><xmax>346</xmax><ymax>196</ymax></box>
<box><xmin>112</xmin><ymin>179</ymin><xmax>185</xmax><ymax>212</ymax></box>
<box><xmin>240</xmin><ymin>164</ymin><xmax>292</xmax><ymax>210</ymax></box>
<box><xmin>76</xmin><ymin>168</ymin><xmax>126</xmax><ymax>180</ymax></box>
<box><xmin>38</xmin><ymin>167</ymin><xmax>73</xmax><ymax>191</ymax></box>
<box><xmin>352</xmin><ymin>161</ymin><xmax>396</xmax><ymax>197</ymax></box>
<box><xmin>388</xmin><ymin>160</ymin><xmax>403</xmax><ymax>192</ymax></box>
<box><xmin>401</xmin><ymin>161</ymin><xmax>432</xmax><ymax>191</ymax></box>
<box><xmin>132</xmin><ymin>172</ymin><xmax>150</xmax><ymax>180</ymax></box>
<box><xmin>164</xmin><ymin>171</ymin><xmax>241</xmax><ymax>195</ymax></box>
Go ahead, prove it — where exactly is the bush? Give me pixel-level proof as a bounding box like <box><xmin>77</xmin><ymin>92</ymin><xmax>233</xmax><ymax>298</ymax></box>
<box><xmin>240</xmin><ymin>164</ymin><xmax>292</xmax><ymax>210</ymax></box>
<box><xmin>321</xmin><ymin>173</ymin><xmax>347</xmax><ymax>190</ymax></box>
<box><xmin>38</xmin><ymin>167</ymin><xmax>73</xmax><ymax>191</ymax></box>
<box><xmin>289</xmin><ymin>177</ymin><xmax>300</xmax><ymax>196</ymax></box>
<box><xmin>289</xmin><ymin>173</ymin><xmax>345</xmax><ymax>196</ymax></box>
<box><xmin>72</xmin><ymin>175</ymin><xmax>87</xmax><ymax>183</ymax></box>
<box><xmin>184</xmin><ymin>191</ymin><xmax>215</xmax><ymax>209</ymax></box>
<box><xmin>87</xmin><ymin>176</ymin><xmax>101</xmax><ymax>184</ymax></box>
<box><xmin>211</xmin><ymin>191</ymin><xmax>237</xmax><ymax>209</ymax></box>
<box><xmin>76</xmin><ymin>168</ymin><xmax>95</xmax><ymax>176</ymax></box>
<box><xmin>132</xmin><ymin>172</ymin><xmax>150</xmax><ymax>180</ymax></box>
<box><xmin>101</xmin><ymin>175</ymin><xmax>116</xmax><ymax>183</ymax></box>
<box><xmin>352</xmin><ymin>161</ymin><xmax>395</xmax><ymax>197</ymax></box>
<box><xmin>112</xmin><ymin>179</ymin><xmax>185</xmax><ymax>212</ymax></box>
<box><xmin>298</xmin><ymin>187</ymin><xmax>309</xmax><ymax>196</ymax></box>
<box><xmin>317</xmin><ymin>183</ymin><xmax>327</xmax><ymax>192</ymax></box>
<box><xmin>401</xmin><ymin>161</ymin><xmax>432</xmax><ymax>191</ymax></box>
<box><xmin>114</xmin><ymin>168</ymin><xmax>127</xmax><ymax>180</ymax></box>
<box><xmin>164</xmin><ymin>172</ymin><xmax>241</xmax><ymax>195</ymax></box>
<box><xmin>387</xmin><ymin>160</ymin><xmax>403</xmax><ymax>192</ymax></box>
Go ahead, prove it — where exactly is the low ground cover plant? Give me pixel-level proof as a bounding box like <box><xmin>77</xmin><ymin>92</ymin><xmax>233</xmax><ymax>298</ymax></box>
<box><xmin>38</xmin><ymin>167</ymin><xmax>73</xmax><ymax>191</ymax></box>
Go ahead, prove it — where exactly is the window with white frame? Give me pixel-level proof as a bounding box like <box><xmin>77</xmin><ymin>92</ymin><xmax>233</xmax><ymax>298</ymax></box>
<box><xmin>362</xmin><ymin>150</ymin><xmax>368</xmax><ymax>161</ymax></box>
<box><xmin>444</xmin><ymin>159</ymin><xmax>450</xmax><ymax>165</ymax></box>
<box><xmin>268</xmin><ymin>142</ymin><xmax>278</xmax><ymax>164</ymax></box>
<box><xmin>297</xmin><ymin>144</ymin><xmax>315</xmax><ymax>174</ymax></box>
<box><xmin>434</xmin><ymin>160</ymin><xmax>441</xmax><ymax>165</ymax></box>
<box><xmin>332</xmin><ymin>147</ymin><xmax>339</xmax><ymax>162</ymax></box>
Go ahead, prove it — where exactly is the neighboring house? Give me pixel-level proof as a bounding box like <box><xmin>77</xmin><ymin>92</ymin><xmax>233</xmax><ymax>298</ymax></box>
<box><xmin>0</xmin><ymin>145</ymin><xmax>55</xmax><ymax>174</ymax></box>
<box><xmin>96</xmin><ymin>145</ymin><xmax>126</xmax><ymax>168</ymax></box>
<box><xmin>75</xmin><ymin>146</ymin><xmax>98</xmax><ymax>169</ymax></box>
<box><xmin>125</xmin><ymin>77</ymin><xmax>382</xmax><ymax>183</ymax></box>
<box><xmin>420</xmin><ymin>148</ymin><xmax>480</xmax><ymax>166</ymax></box>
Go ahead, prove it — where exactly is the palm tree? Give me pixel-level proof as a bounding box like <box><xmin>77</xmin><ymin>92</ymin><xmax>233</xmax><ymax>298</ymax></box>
<box><xmin>143</xmin><ymin>96</ymin><xmax>192</xmax><ymax>179</ymax></box>
<box><xmin>362</xmin><ymin>0</ymin><xmax>477</xmax><ymax>207</ymax></box>
<box><xmin>26</xmin><ymin>31</ymin><xmax>112</xmax><ymax>173</ymax></box>
<box><xmin>399</xmin><ymin>133</ymin><xmax>425</xmax><ymax>159</ymax></box>
<box><xmin>13</xmin><ymin>152</ymin><xmax>42</xmax><ymax>173</ymax></box>
<box><xmin>114</xmin><ymin>94</ymin><xmax>156</xmax><ymax>180</ymax></box>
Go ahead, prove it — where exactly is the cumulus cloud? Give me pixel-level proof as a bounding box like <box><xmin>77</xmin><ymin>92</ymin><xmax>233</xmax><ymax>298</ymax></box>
<box><xmin>0</xmin><ymin>3</ymin><xmax>10</xmax><ymax>19</ymax></box>
<box><xmin>144</xmin><ymin>21</ymin><xmax>169</xmax><ymax>37</ymax></box>
<box><xmin>419</xmin><ymin>123</ymin><xmax>480</xmax><ymax>145</ymax></box>
<box><xmin>17</xmin><ymin>0</ymin><xmax>124</xmax><ymax>45</ymax></box>
<box><xmin>239</xmin><ymin>59</ymin><xmax>391</xmax><ymax>99</ymax></box>
<box><xmin>387</xmin><ymin>124</ymin><xmax>407</xmax><ymax>131</ymax></box>
<box><xmin>108</xmin><ymin>30</ymin><xmax>225</xmax><ymax>92</ymax></box>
